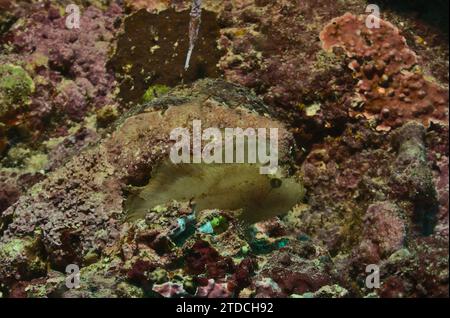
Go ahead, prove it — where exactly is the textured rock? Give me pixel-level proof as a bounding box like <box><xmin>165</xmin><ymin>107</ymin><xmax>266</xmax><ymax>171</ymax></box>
<box><xmin>360</xmin><ymin>201</ymin><xmax>406</xmax><ymax>258</ymax></box>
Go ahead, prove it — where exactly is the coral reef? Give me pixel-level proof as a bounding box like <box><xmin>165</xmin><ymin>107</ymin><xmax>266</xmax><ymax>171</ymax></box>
<box><xmin>0</xmin><ymin>0</ymin><xmax>447</xmax><ymax>299</ymax></box>
<box><xmin>0</xmin><ymin>79</ymin><xmax>301</xmax><ymax>297</ymax></box>
<box><xmin>8</xmin><ymin>3</ymin><xmax>122</xmax><ymax>128</ymax></box>
<box><xmin>0</xmin><ymin>1</ymin><xmax>122</xmax><ymax>218</ymax></box>
<box><xmin>1</xmin><ymin>79</ymin><xmax>447</xmax><ymax>298</ymax></box>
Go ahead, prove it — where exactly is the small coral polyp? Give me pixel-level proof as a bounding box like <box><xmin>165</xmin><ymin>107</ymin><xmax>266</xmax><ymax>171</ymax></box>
<box><xmin>320</xmin><ymin>13</ymin><xmax>449</xmax><ymax>131</ymax></box>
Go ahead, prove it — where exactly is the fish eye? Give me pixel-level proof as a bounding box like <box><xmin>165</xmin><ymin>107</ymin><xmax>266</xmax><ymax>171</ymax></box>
<box><xmin>270</xmin><ymin>178</ymin><xmax>282</xmax><ymax>188</ymax></box>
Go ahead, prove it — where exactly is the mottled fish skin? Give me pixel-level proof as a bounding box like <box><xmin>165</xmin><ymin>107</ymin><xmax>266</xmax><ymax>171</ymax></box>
<box><xmin>125</xmin><ymin>161</ymin><xmax>304</xmax><ymax>224</ymax></box>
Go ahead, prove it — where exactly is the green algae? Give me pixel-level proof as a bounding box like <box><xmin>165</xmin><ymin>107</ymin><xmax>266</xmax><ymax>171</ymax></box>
<box><xmin>0</xmin><ymin>238</ymin><xmax>30</xmax><ymax>259</ymax></box>
<box><xmin>142</xmin><ymin>84</ymin><xmax>170</xmax><ymax>103</ymax></box>
<box><xmin>294</xmin><ymin>284</ymin><xmax>349</xmax><ymax>298</ymax></box>
<box><xmin>116</xmin><ymin>282</ymin><xmax>145</xmax><ymax>298</ymax></box>
<box><xmin>25</xmin><ymin>284</ymin><xmax>49</xmax><ymax>298</ymax></box>
<box><xmin>0</xmin><ymin>237</ymin><xmax>46</xmax><ymax>278</ymax></box>
<box><xmin>198</xmin><ymin>215</ymin><xmax>229</xmax><ymax>235</ymax></box>
<box><xmin>96</xmin><ymin>104</ymin><xmax>119</xmax><ymax>128</ymax></box>
<box><xmin>0</xmin><ymin>64</ymin><xmax>35</xmax><ymax>117</ymax></box>
<box><xmin>149</xmin><ymin>268</ymin><xmax>169</xmax><ymax>284</ymax></box>
<box><xmin>24</xmin><ymin>274</ymin><xmax>66</xmax><ymax>298</ymax></box>
<box><xmin>2</xmin><ymin>144</ymin><xmax>48</xmax><ymax>173</ymax></box>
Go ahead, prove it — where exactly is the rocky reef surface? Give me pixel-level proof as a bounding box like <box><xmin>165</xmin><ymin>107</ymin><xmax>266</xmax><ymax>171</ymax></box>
<box><xmin>0</xmin><ymin>0</ymin><xmax>448</xmax><ymax>298</ymax></box>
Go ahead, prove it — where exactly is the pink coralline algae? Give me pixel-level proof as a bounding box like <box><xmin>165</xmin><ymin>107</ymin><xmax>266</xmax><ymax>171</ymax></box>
<box><xmin>320</xmin><ymin>13</ymin><xmax>449</xmax><ymax>130</ymax></box>
<box><xmin>152</xmin><ymin>282</ymin><xmax>187</xmax><ymax>298</ymax></box>
<box><xmin>196</xmin><ymin>279</ymin><xmax>232</xmax><ymax>298</ymax></box>
<box><xmin>8</xmin><ymin>3</ymin><xmax>121</xmax><ymax>133</ymax></box>
<box><xmin>0</xmin><ymin>3</ymin><xmax>122</xmax><ymax>217</ymax></box>
<box><xmin>359</xmin><ymin>201</ymin><xmax>406</xmax><ymax>259</ymax></box>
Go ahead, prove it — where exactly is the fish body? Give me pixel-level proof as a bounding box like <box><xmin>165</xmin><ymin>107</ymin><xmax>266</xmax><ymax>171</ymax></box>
<box><xmin>125</xmin><ymin>161</ymin><xmax>304</xmax><ymax>224</ymax></box>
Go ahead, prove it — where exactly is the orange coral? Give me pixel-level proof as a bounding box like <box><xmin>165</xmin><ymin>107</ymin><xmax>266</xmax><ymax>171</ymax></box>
<box><xmin>320</xmin><ymin>13</ymin><xmax>448</xmax><ymax>130</ymax></box>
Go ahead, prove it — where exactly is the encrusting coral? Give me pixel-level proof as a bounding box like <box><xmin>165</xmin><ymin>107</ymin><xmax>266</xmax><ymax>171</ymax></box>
<box><xmin>320</xmin><ymin>13</ymin><xmax>448</xmax><ymax>131</ymax></box>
